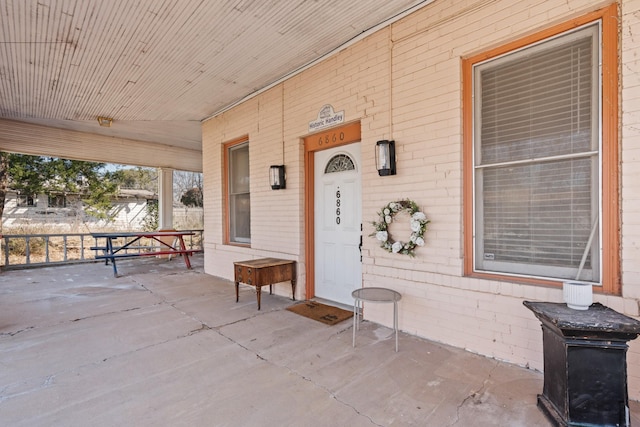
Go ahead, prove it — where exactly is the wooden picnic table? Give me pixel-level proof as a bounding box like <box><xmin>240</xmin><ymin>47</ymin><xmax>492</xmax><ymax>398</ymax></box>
<box><xmin>91</xmin><ymin>231</ymin><xmax>198</xmax><ymax>277</ymax></box>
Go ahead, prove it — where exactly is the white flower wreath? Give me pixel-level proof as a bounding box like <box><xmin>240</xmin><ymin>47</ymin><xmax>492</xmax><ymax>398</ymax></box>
<box><xmin>370</xmin><ymin>199</ymin><xmax>429</xmax><ymax>256</ymax></box>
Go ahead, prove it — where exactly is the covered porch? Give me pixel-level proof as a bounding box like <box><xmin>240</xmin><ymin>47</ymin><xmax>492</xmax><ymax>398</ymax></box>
<box><xmin>1</xmin><ymin>258</ymin><xmax>638</xmax><ymax>426</ymax></box>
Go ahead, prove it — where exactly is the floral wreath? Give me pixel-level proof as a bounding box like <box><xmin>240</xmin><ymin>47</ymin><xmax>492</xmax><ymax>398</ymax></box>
<box><xmin>370</xmin><ymin>199</ymin><xmax>429</xmax><ymax>257</ymax></box>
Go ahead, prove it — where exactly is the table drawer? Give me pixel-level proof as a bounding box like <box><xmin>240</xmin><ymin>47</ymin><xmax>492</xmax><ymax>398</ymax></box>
<box><xmin>234</xmin><ymin>264</ymin><xmax>293</xmax><ymax>286</ymax></box>
<box><xmin>234</xmin><ymin>265</ymin><xmax>256</xmax><ymax>285</ymax></box>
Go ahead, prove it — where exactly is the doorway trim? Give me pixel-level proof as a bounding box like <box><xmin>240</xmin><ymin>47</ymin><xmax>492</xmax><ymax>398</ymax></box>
<box><xmin>303</xmin><ymin>120</ymin><xmax>361</xmax><ymax>300</ymax></box>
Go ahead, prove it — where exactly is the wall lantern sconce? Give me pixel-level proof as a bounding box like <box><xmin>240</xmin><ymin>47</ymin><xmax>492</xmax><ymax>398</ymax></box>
<box><xmin>270</xmin><ymin>165</ymin><xmax>286</xmax><ymax>190</ymax></box>
<box><xmin>97</xmin><ymin>116</ymin><xmax>113</xmax><ymax>127</ymax></box>
<box><xmin>376</xmin><ymin>140</ymin><xmax>396</xmax><ymax>176</ymax></box>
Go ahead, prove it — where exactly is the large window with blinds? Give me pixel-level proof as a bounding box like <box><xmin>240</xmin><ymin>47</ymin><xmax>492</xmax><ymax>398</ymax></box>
<box><xmin>464</xmin><ymin>5</ymin><xmax>619</xmax><ymax>292</ymax></box>
<box><xmin>225</xmin><ymin>140</ymin><xmax>251</xmax><ymax>245</ymax></box>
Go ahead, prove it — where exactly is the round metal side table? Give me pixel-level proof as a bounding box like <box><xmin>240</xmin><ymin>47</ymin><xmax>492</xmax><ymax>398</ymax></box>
<box><xmin>352</xmin><ymin>287</ymin><xmax>402</xmax><ymax>352</ymax></box>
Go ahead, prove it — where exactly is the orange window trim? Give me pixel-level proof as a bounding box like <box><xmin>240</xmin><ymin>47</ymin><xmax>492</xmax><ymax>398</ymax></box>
<box><xmin>223</xmin><ymin>136</ymin><xmax>250</xmax><ymax>247</ymax></box>
<box><xmin>462</xmin><ymin>3</ymin><xmax>620</xmax><ymax>294</ymax></box>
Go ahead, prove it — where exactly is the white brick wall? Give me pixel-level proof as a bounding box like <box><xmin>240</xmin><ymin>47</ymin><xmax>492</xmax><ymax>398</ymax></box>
<box><xmin>203</xmin><ymin>0</ymin><xmax>640</xmax><ymax>400</ymax></box>
<box><xmin>622</xmin><ymin>0</ymin><xmax>640</xmax><ymax>400</ymax></box>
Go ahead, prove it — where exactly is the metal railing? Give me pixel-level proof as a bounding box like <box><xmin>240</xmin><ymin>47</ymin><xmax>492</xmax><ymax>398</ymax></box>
<box><xmin>1</xmin><ymin>229</ymin><xmax>203</xmax><ymax>269</ymax></box>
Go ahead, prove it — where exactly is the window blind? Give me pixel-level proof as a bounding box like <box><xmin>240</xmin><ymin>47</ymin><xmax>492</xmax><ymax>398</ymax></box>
<box><xmin>474</xmin><ymin>25</ymin><xmax>599</xmax><ymax>281</ymax></box>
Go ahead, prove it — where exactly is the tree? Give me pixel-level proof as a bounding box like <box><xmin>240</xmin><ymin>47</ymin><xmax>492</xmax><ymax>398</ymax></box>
<box><xmin>0</xmin><ymin>153</ymin><xmax>8</xmax><ymax>233</ymax></box>
<box><xmin>142</xmin><ymin>200</ymin><xmax>159</xmax><ymax>231</ymax></box>
<box><xmin>180</xmin><ymin>187</ymin><xmax>203</xmax><ymax>207</ymax></box>
<box><xmin>0</xmin><ymin>153</ymin><xmax>120</xmax><ymax>223</ymax></box>
<box><xmin>174</xmin><ymin>171</ymin><xmax>203</xmax><ymax>205</ymax></box>
<box><xmin>110</xmin><ymin>167</ymin><xmax>157</xmax><ymax>192</ymax></box>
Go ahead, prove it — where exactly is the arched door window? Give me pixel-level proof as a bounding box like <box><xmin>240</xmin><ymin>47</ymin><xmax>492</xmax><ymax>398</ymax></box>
<box><xmin>324</xmin><ymin>154</ymin><xmax>355</xmax><ymax>174</ymax></box>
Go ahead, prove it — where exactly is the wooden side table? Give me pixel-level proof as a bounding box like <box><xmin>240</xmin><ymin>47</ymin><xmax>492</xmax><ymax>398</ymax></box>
<box><xmin>234</xmin><ymin>258</ymin><xmax>296</xmax><ymax>310</ymax></box>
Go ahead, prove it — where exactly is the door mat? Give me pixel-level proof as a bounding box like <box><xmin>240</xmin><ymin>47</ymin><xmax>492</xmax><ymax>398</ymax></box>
<box><xmin>286</xmin><ymin>301</ymin><xmax>353</xmax><ymax>326</ymax></box>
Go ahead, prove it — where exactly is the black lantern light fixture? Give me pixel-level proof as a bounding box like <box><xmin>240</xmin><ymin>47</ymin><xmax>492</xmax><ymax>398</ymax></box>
<box><xmin>376</xmin><ymin>140</ymin><xmax>396</xmax><ymax>176</ymax></box>
<box><xmin>269</xmin><ymin>165</ymin><xmax>286</xmax><ymax>190</ymax></box>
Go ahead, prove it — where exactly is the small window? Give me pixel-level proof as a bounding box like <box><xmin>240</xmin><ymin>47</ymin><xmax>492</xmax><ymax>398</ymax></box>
<box><xmin>17</xmin><ymin>195</ymin><xmax>35</xmax><ymax>207</ymax></box>
<box><xmin>225</xmin><ymin>140</ymin><xmax>250</xmax><ymax>244</ymax></box>
<box><xmin>48</xmin><ymin>194</ymin><xmax>67</xmax><ymax>208</ymax></box>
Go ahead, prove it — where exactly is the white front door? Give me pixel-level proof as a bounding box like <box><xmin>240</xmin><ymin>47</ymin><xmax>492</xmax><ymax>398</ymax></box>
<box><xmin>314</xmin><ymin>143</ymin><xmax>362</xmax><ymax>306</ymax></box>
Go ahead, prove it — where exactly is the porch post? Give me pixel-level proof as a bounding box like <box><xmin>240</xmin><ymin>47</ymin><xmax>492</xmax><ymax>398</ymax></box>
<box><xmin>158</xmin><ymin>167</ymin><xmax>174</xmax><ymax>230</ymax></box>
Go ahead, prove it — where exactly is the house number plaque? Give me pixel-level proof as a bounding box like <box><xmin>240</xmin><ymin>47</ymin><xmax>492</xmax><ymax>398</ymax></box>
<box><xmin>304</xmin><ymin>121</ymin><xmax>361</xmax><ymax>152</ymax></box>
<box><xmin>336</xmin><ymin>188</ymin><xmax>341</xmax><ymax>225</ymax></box>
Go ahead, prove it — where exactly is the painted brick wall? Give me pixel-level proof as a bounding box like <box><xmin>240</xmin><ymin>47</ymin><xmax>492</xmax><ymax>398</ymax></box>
<box><xmin>621</xmin><ymin>0</ymin><xmax>640</xmax><ymax>400</ymax></box>
<box><xmin>202</xmin><ymin>0</ymin><xmax>640</xmax><ymax>400</ymax></box>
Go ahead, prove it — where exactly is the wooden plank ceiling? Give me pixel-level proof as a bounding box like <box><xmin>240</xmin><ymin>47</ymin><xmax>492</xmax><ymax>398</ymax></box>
<box><xmin>0</xmin><ymin>0</ymin><xmax>430</xmax><ymax>155</ymax></box>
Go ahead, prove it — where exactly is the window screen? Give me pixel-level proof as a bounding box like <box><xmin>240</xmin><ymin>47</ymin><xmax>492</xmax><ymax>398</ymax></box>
<box><xmin>228</xmin><ymin>142</ymin><xmax>250</xmax><ymax>244</ymax></box>
<box><xmin>473</xmin><ymin>24</ymin><xmax>600</xmax><ymax>282</ymax></box>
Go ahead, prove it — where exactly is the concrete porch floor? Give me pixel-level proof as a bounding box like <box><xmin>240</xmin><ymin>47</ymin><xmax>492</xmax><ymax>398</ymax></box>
<box><xmin>1</xmin><ymin>256</ymin><xmax>638</xmax><ymax>426</ymax></box>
